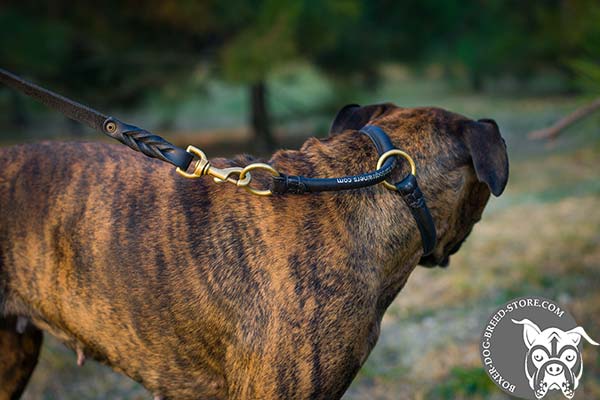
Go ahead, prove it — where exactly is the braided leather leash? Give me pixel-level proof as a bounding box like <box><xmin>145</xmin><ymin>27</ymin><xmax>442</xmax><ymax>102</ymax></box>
<box><xmin>0</xmin><ymin>67</ymin><xmax>436</xmax><ymax>255</ymax></box>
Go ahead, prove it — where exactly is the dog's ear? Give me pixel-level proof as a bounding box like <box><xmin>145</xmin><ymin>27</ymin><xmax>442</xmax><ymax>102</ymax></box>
<box><xmin>463</xmin><ymin>119</ymin><xmax>509</xmax><ymax>197</ymax></box>
<box><xmin>512</xmin><ymin>319</ymin><xmax>541</xmax><ymax>349</ymax></box>
<box><xmin>329</xmin><ymin>103</ymin><xmax>395</xmax><ymax>135</ymax></box>
<box><xmin>565</xmin><ymin>326</ymin><xmax>600</xmax><ymax>346</ymax></box>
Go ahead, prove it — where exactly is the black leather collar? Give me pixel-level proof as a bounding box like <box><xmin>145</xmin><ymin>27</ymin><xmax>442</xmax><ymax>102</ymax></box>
<box><xmin>272</xmin><ymin>125</ymin><xmax>437</xmax><ymax>256</ymax></box>
<box><xmin>271</xmin><ymin>125</ymin><xmax>397</xmax><ymax>194</ymax></box>
<box><xmin>394</xmin><ymin>174</ymin><xmax>437</xmax><ymax>256</ymax></box>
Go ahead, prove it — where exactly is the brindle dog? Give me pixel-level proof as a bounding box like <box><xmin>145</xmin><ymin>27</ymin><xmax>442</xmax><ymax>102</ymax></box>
<box><xmin>0</xmin><ymin>103</ymin><xmax>508</xmax><ymax>400</ymax></box>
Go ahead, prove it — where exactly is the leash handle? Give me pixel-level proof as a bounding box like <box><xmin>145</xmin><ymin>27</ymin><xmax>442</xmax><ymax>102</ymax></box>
<box><xmin>0</xmin><ymin>68</ymin><xmax>107</xmax><ymax>131</ymax></box>
<box><xmin>0</xmin><ymin>68</ymin><xmax>193</xmax><ymax>170</ymax></box>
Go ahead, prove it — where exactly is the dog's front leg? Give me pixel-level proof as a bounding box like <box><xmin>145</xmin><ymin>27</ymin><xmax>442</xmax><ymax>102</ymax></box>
<box><xmin>0</xmin><ymin>316</ymin><xmax>43</xmax><ymax>400</ymax></box>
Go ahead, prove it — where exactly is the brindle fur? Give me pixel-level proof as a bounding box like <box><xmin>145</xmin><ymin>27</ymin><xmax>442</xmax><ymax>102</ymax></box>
<box><xmin>0</xmin><ymin>104</ymin><xmax>508</xmax><ymax>399</ymax></box>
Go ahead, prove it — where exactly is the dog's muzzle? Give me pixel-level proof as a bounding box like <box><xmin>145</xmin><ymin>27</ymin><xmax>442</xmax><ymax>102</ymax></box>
<box><xmin>533</xmin><ymin>358</ymin><xmax>577</xmax><ymax>399</ymax></box>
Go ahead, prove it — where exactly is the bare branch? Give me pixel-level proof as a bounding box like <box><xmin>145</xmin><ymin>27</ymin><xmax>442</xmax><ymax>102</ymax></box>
<box><xmin>529</xmin><ymin>97</ymin><xmax>600</xmax><ymax>140</ymax></box>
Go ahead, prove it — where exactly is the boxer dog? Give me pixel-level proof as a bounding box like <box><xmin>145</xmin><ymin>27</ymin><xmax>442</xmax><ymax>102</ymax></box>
<box><xmin>513</xmin><ymin>318</ymin><xmax>599</xmax><ymax>399</ymax></box>
<box><xmin>0</xmin><ymin>104</ymin><xmax>508</xmax><ymax>399</ymax></box>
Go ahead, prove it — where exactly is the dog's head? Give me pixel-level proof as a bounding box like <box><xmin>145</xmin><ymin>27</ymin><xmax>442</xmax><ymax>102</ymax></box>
<box><xmin>512</xmin><ymin>319</ymin><xmax>599</xmax><ymax>399</ymax></box>
<box><xmin>329</xmin><ymin>103</ymin><xmax>509</xmax><ymax>267</ymax></box>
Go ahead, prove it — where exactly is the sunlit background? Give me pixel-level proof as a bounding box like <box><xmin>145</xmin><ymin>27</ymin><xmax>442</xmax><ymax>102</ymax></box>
<box><xmin>1</xmin><ymin>1</ymin><xmax>599</xmax><ymax>399</ymax></box>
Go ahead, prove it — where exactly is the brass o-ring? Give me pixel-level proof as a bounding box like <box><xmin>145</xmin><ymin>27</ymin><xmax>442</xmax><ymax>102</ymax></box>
<box><xmin>376</xmin><ymin>149</ymin><xmax>417</xmax><ymax>191</ymax></box>
<box><xmin>239</xmin><ymin>163</ymin><xmax>281</xmax><ymax>196</ymax></box>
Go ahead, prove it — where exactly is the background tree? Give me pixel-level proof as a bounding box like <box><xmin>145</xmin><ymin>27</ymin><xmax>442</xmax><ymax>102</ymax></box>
<box><xmin>529</xmin><ymin>0</ymin><xmax>600</xmax><ymax>140</ymax></box>
<box><xmin>1</xmin><ymin>0</ymin><xmax>599</xmax><ymax>146</ymax></box>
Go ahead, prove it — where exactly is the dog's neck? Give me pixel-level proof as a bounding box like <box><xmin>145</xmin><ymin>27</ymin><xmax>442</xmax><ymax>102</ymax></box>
<box><xmin>269</xmin><ymin>131</ymin><xmax>425</xmax><ymax>310</ymax></box>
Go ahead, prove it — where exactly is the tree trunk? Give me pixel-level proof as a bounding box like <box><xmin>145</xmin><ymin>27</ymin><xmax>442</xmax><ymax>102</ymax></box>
<box><xmin>10</xmin><ymin>91</ymin><xmax>28</xmax><ymax>128</ymax></box>
<box><xmin>528</xmin><ymin>97</ymin><xmax>600</xmax><ymax>140</ymax></box>
<box><xmin>249</xmin><ymin>81</ymin><xmax>276</xmax><ymax>153</ymax></box>
<box><xmin>470</xmin><ymin>71</ymin><xmax>483</xmax><ymax>92</ymax></box>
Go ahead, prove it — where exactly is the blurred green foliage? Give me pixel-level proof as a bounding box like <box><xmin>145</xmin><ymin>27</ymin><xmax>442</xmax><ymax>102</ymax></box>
<box><xmin>2</xmin><ymin>0</ymin><xmax>598</xmax><ymax>88</ymax></box>
<box><xmin>0</xmin><ymin>0</ymin><xmax>600</xmax><ymax>97</ymax></box>
<box><xmin>1</xmin><ymin>0</ymin><xmax>599</xmax><ymax>145</ymax></box>
<box><xmin>567</xmin><ymin>1</ymin><xmax>600</xmax><ymax>94</ymax></box>
<box><xmin>428</xmin><ymin>367</ymin><xmax>497</xmax><ymax>399</ymax></box>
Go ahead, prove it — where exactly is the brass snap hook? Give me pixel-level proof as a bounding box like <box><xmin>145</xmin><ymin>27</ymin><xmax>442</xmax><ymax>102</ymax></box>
<box><xmin>176</xmin><ymin>146</ymin><xmax>281</xmax><ymax>195</ymax></box>
<box><xmin>176</xmin><ymin>146</ymin><xmax>209</xmax><ymax>178</ymax></box>
<box><xmin>376</xmin><ymin>149</ymin><xmax>417</xmax><ymax>191</ymax></box>
<box><xmin>210</xmin><ymin>167</ymin><xmax>251</xmax><ymax>186</ymax></box>
<box><xmin>176</xmin><ymin>145</ymin><xmax>252</xmax><ymax>186</ymax></box>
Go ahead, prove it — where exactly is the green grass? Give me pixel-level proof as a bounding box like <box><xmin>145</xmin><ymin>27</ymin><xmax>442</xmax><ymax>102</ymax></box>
<box><xmin>427</xmin><ymin>367</ymin><xmax>498</xmax><ymax>400</ymax></box>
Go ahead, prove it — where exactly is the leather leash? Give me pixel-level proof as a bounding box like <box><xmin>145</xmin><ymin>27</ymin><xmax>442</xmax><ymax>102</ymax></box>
<box><xmin>0</xmin><ymin>68</ymin><xmax>436</xmax><ymax>255</ymax></box>
<box><xmin>0</xmin><ymin>68</ymin><xmax>193</xmax><ymax>170</ymax></box>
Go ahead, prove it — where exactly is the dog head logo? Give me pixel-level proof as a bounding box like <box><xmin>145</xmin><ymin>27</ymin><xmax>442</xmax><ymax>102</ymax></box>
<box><xmin>512</xmin><ymin>318</ymin><xmax>599</xmax><ymax>399</ymax></box>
